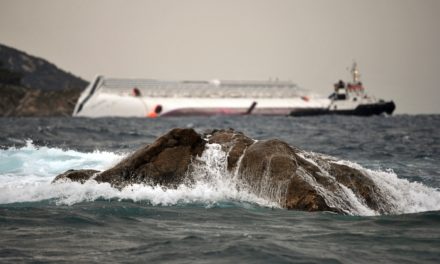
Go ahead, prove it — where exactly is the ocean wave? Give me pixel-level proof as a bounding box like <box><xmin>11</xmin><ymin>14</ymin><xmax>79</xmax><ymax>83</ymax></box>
<box><xmin>0</xmin><ymin>141</ymin><xmax>277</xmax><ymax>208</ymax></box>
<box><xmin>335</xmin><ymin>160</ymin><xmax>440</xmax><ymax>215</ymax></box>
<box><xmin>0</xmin><ymin>140</ymin><xmax>124</xmax><ymax>177</ymax></box>
<box><xmin>298</xmin><ymin>152</ymin><xmax>440</xmax><ymax>215</ymax></box>
<box><xmin>1</xmin><ymin>141</ymin><xmax>439</xmax><ymax>215</ymax></box>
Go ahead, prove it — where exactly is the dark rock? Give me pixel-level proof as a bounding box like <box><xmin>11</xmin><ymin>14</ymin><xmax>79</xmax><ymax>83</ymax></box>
<box><xmin>237</xmin><ymin>139</ymin><xmax>334</xmax><ymax>212</ymax></box>
<box><xmin>53</xmin><ymin>128</ymin><xmax>205</xmax><ymax>188</ymax></box>
<box><xmin>52</xmin><ymin>169</ymin><xmax>100</xmax><ymax>184</ymax></box>
<box><xmin>52</xmin><ymin>128</ymin><xmax>388</xmax><ymax>214</ymax></box>
<box><xmin>208</xmin><ymin>130</ymin><xmax>388</xmax><ymax>213</ymax></box>
<box><xmin>207</xmin><ymin>129</ymin><xmax>254</xmax><ymax>171</ymax></box>
<box><xmin>327</xmin><ymin>162</ymin><xmax>389</xmax><ymax>213</ymax></box>
<box><xmin>93</xmin><ymin>128</ymin><xmax>204</xmax><ymax>188</ymax></box>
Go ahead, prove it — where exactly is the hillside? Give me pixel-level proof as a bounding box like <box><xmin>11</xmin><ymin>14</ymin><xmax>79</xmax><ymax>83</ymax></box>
<box><xmin>0</xmin><ymin>44</ymin><xmax>88</xmax><ymax>116</ymax></box>
<box><xmin>0</xmin><ymin>84</ymin><xmax>81</xmax><ymax>117</ymax></box>
<box><xmin>0</xmin><ymin>44</ymin><xmax>88</xmax><ymax>91</ymax></box>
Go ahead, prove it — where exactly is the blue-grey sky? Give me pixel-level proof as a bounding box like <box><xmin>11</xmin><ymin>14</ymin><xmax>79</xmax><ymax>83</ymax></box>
<box><xmin>1</xmin><ymin>0</ymin><xmax>439</xmax><ymax>113</ymax></box>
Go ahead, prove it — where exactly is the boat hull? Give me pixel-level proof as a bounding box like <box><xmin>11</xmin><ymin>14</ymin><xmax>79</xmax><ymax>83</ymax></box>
<box><xmin>329</xmin><ymin>101</ymin><xmax>396</xmax><ymax>116</ymax></box>
<box><xmin>290</xmin><ymin>101</ymin><xmax>396</xmax><ymax>117</ymax></box>
<box><xmin>74</xmin><ymin>92</ymin><xmax>331</xmax><ymax>118</ymax></box>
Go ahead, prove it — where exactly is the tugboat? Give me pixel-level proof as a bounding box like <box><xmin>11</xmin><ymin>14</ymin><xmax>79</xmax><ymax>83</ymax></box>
<box><xmin>327</xmin><ymin>62</ymin><xmax>395</xmax><ymax>116</ymax></box>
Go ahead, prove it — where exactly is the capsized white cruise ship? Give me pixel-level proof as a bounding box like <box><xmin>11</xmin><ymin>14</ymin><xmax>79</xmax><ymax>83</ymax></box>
<box><xmin>73</xmin><ymin>77</ymin><xmax>330</xmax><ymax>117</ymax></box>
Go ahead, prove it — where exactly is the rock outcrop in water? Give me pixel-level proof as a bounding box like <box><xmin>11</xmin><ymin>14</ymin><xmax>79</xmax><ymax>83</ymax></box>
<box><xmin>53</xmin><ymin>169</ymin><xmax>100</xmax><ymax>184</ymax></box>
<box><xmin>53</xmin><ymin>128</ymin><xmax>389</xmax><ymax>214</ymax></box>
<box><xmin>54</xmin><ymin>128</ymin><xmax>205</xmax><ymax>187</ymax></box>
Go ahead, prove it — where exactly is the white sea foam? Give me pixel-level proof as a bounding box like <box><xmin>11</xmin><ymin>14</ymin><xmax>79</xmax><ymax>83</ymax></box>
<box><xmin>0</xmin><ymin>142</ymin><xmax>276</xmax><ymax>208</ymax></box>
<box><xmin>335</xmin><ymin>160</ymin><xmax>440</xmax><ymax>215</ymax></box>
<box><xmin>0</xmin><ymin>140</ymin><xmax>124</xmax><ymax>204</ymax></box>
<box><xmin>0</xmin><ymin>140</ymin><xmax>123</xmax><ymax>177</ymax></box>
<box><xmin>298</xmin><ymin>151</ymin><xmax>440</xmax><ymax>215</ymax></box>
<box><xmin>1</xmin><ymin>141</ymin><xmax>439</xmax><ymax>215</ymax></box>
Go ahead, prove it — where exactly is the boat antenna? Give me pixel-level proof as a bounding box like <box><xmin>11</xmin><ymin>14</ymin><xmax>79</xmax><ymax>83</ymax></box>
<box><xmin>351</xmin><ymin>61</ymin><xmax>361</xmax><ymax>84</ymax></box>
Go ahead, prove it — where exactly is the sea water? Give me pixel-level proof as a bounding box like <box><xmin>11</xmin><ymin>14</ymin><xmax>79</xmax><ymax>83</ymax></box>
<box><xmin>0</xmin><ymin>115</ymin><xmax>439</xmax><ymax>263</ymax></box>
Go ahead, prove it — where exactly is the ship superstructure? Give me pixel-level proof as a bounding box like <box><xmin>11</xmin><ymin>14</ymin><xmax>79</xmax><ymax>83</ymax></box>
<box><xmin>324</xmin><ymin>62</ymin><xmax>395</xmax><ymax>116</ymax></box>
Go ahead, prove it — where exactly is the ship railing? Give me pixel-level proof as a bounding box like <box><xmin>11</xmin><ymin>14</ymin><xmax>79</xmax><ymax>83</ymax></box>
<box><xmin>98</xmin><ymin>78</ymin><xmax>309</xmax><ymax>99</ymax></box>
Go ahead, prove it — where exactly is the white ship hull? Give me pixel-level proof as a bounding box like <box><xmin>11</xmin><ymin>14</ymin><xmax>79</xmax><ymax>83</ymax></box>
<box><xmin>73</xmin><ymin>76</ymin><xmax>330</xmax><ymax>117</ymax></box>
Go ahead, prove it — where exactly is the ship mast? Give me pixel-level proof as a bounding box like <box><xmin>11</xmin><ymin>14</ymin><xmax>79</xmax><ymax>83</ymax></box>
<box><xmin>351</xmin><ymin>62</ymin><xmax>361</xmax><ymax>84</ymax></box>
